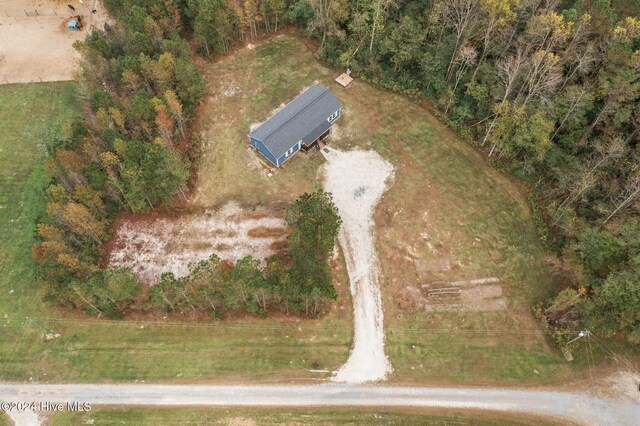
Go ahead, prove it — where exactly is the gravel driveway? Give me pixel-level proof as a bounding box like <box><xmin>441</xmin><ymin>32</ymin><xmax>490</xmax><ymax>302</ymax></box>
<box><xmin>322</xmin><ymin>148</ymin><xmax>394</xmax><ymax>383</ymax></box>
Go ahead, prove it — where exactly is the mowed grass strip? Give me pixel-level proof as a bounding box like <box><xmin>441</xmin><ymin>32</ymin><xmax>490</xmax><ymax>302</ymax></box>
<box><xmin>49</xmin><ymin>407</ymin><xmax>563</xmax><ymax>426</ymax></box>
<box><xmin>2</xmin><ymin>318</ymin><xmax>350</xmax><ymax>382</ymax></box>
<box><xmin>0</xmin><ymin>82</ymin><xmax>78</xmax><ymax>319</ymax></box>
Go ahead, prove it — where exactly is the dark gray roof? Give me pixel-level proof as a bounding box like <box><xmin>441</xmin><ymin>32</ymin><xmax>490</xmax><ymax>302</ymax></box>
<box><xmin>250</xmin><ymin>86</ymin><xmax>341</xmax><ymax>158</ymax></box>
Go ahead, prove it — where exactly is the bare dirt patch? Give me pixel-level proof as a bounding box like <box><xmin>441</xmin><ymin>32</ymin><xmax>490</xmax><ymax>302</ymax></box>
<box><xmin>399</xmin><ymin>278</ymin><xmax>508</xmax><ymax>312</ymax></box>
<box><xmin>106</xmin><ymin>203</ymin><xmax>287</xmax><ymax>285</ymax></box>
<box><xmin>596</xmin><ymin>371</ymin><xmax>640</xmax><ymax>404</ymax></box>
<box><xmin>247</xmin><ymin>226</ymin><xmax>289</xmax><ymax>238</ymax></box>
<box><xmin>0</xmin><ymin>0</ymin><xmax>111</xmax><ymax>84</ymax></box>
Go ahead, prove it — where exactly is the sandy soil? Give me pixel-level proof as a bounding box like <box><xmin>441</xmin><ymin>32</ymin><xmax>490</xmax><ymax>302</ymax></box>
<box><xmin>599</xmin><ymin>371</ymin><xmax>640</xmax><ymax>404</ymax></box>
<box><xmin>0</xmin><ymin>0</ymin><xmax>110</xmax><ymax>84</ymax></box>
<box><xmin>107</xmin><ymin>203</ymin><xmax>288</xmax><ymax>285</ymax></box>
<box><xmin>322</xmin><ymin>147</ymin><xmax>394</xmax><ymax>383</ymax></box>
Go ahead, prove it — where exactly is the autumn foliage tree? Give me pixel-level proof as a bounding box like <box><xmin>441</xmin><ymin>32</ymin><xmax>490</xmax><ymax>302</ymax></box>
<box><xmin>34</xmin><ymin>1</ymin><xmax>204</xmax><ymax>315</ymax></box>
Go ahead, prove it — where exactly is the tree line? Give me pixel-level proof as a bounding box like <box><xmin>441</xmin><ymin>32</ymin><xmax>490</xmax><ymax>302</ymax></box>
<box><xmin>34</xmin><ymin>1</ymin><xmax>205</xmax><ymax>312</ymax></box>
<box><xmin>290</xmin><ymin>0</ymin><xmax>639</xmax><ymax>343</ymax></box>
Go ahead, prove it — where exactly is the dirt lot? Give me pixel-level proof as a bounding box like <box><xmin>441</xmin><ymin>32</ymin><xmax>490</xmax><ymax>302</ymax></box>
<box><xmin>0</xmin><ymin>0</ymin><xmax>109</xmax><ymax>84</ymax></box>
<box><xmin>107</xmin><ymin>203</ymin><xmax>288</xmax><ymax>285</ymax></box>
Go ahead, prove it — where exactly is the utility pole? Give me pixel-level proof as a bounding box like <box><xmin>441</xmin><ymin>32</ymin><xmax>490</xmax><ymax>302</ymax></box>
<box><xmin>567</xmin><ymin>330</ymin><xmax>590</xmax><ymax>345</ymax></box>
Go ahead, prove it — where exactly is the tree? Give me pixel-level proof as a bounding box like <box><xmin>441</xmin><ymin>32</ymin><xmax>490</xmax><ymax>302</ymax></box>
<box><xmin>487</xmin><ymin>103</ymin><xmax>553</xmax><ymax>160</ymax></box>
<box><xmin>164</xmin><ymin>90</ymin><xmax>187</xmax><ymax>140</ymax></box>
<box><xmin>152</xmin><ymin>98</ymin><xmax>175</xmax><ymax>148</ymax></box>
<box><xmin>586</xmin><ymin>266</ymin><xmax>640</xmax><ymax>336</ymax></box>
<box><xmin>185</xmin><ymin>254</ymin><xmax>226</xmax><ymax>315</ymax></box>
<box><xmin>442</xmin><ymin>0</ymin><xmax>480</xmax><ymax>84</ymax></box>
<box><xmin>81</xmin><ymin>268</ymin><xmax>141</xmax><ymax>317</ymax></box>
<box><xmin>471</xmin><ymin>0</ymin><xmax>519</xmax><ymax>81</ymax></box>
<box><xmin>121</xmin><ymin>140</ymin><xmax>188</xmax><ymax>212</ymax></box>
<box><xmin>62</xmin><ymin>202</ymin><xmax>106</xmax><ymax>245</ymax></box>
<box><xmin>229</xmin><ymin>256</ymin><xmax>269</xmax><ymax>314</ymax></box>
<box><xmin>368</xmin><ymin>0</ymin><xmax>397</xmax><ymax>52</ymax></box>
<box><xmin>285</xmin><ymin>191</ymin><xmax>341</xmax><ymax>314</ymax></box>
<box><xmin>379</xmin><ymin>15</ymin><xmax>425</xmax><ymax>72</ymax></box>
<box><xmin>445</xmin><ymin>45</ymin><xmax>477</xmax><ymax>113</ymax></box>
<box><xmin>307</xmin><ymin>0</ymin><xmax>348</xmax><ymax>51</ymax></box>
<box><xmin>550</xmin><ymin>84</ymin><xmax>593</xmax><ymax>142</ymax></box>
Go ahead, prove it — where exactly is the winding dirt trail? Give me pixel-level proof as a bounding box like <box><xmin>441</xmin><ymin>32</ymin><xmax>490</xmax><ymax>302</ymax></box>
<box><xmin>322</xmin><ymin>148</ymin><xmax>394</xmax><ymax>383</ymax></box>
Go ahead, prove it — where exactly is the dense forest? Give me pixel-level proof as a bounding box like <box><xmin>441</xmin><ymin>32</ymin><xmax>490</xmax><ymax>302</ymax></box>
<box><xmin>33</xmin><ymin>0</ymin><xmax>638</xmax><ymax>342</ymax></box>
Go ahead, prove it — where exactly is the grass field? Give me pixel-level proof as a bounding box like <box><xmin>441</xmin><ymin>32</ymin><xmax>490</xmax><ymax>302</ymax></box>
<box><xmin>0</xmin><ymin>82</ymin><xmax>77</xmax><ymax>320</ymax></box>
<box><xmin>0</xmin><ymin>36</ymin><xmax>623</xmax><ymax>386</ymax></box>
<box><xmin>0</xmin><ymin>412</ymin><xmax>10</xmax><ymax>426</ymax></box>
<box><xmin>49</xmin><ymin>407</ymin><xmax>562</xmax><ymax>425</ymax></box>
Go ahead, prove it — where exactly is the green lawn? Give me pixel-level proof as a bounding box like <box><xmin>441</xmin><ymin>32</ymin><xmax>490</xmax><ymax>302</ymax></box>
<box><xmin>49</xmin><ymin>407</ymin><xmax>562</xmax><ymax>425</ymax></box>
<box><xmin>0</xmin><ymin>412</ymin><xmax>10</xmax><ymax>426</ymax></box>
<box><xmin>0</xmin><ymin>82</ymin><xmax>77</xmax><ymax>320</ymax></box>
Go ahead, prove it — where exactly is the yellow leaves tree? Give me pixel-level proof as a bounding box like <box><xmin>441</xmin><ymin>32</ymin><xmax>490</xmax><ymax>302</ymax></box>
<box><xmin>152</xmin><ymin>98</ymin><xmax>175</xmax><ymax>148</ymax></box>
<box><xmin>164</xmin><ymin>90</ymin><xmax>186</xmax><ymax>140</ymax></box>
<box><xmin>613</xmin><ymin>17</ymin><xmax>640</xmax><ymax>43</ymax></box>
<box><xmin>471</xmin><ymin>0</ymin><xmax>519</xmax><ymax>81</ymax></box>
<box><xmin>73</xmin><ymin>185</ymin><xmax>107</xmax><ymax>220</ymax></box>
<box><xmin>45</xmin><ymin>149</ymin><xmax>85</xmax><ymax>191</ymax></box>
<box><xmin>62</xmin><ymin>202</ymin><xmax>106</xmax><ymax>245</ymax></box>
<box><xmin>140</xmin><ymin>53</ymin><xmax>176</xmax><ymax>94</ymax></box>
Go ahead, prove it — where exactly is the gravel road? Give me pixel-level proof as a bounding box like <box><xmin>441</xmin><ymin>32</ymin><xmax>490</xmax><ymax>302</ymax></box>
<box><xmin>322</xmin><ymin>148</ymin><xmax>394</xmax><ymax>383</ymax></box>
<box><xmin>1</xmin><ymin>383</ymin><xmax>639</xmax><ymax>425</ymax></box>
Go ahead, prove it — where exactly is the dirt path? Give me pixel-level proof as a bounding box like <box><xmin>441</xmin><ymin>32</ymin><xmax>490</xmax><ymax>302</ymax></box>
<box><xmin>322</xmin><ymin>148</ymin><xmax>394</xmax><ymax>383</ymax></box>
<box><xmin>2</xmin><ymin>383</ymin><xmax>640</xmax><ymax>426</ymax></box>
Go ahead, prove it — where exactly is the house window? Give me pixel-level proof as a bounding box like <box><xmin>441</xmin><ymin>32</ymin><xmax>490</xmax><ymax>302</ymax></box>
<box><xmin>327</xmin><ymin>110</ymin><xmax>339</xmax><ymax>123</ymax></box>
<box><xmin>285</xmin><ymin>146</ymin><xmax>295</xmax><ymax>157</ymax></box>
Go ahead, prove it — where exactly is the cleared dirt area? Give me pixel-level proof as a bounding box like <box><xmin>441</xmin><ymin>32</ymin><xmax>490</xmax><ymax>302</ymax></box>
<box><xmin>399</xmin><ymin>277</ymin><xmax>508</xmax><ymax>312</ymax></box>
<box><xmin>0</xmin><ymin>0</ymin><xmax>110</xmax><ymax>84</ymax></box>
<box><xmin>107</xmin><ymin>203</ymin><xmax>288</xmax><ymax>285</ymax></box>
<box><xmin>323</xmin><ymin>148</ymin><xmax>394</xmax><ymax>383</ymax></box>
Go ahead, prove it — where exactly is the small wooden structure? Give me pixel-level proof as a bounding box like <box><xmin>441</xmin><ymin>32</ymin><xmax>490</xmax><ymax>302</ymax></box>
<box><xmin>335</xmin><ymin>73</ymin><xmax>353</xmax><ymax>87</ymax></box>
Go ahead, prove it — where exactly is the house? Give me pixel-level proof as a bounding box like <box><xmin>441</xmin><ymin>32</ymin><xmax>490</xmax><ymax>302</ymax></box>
<box><xmin>249</xmin><ymin>85</ymin><xmax>342</xmax><ymax>167</ymax></box>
